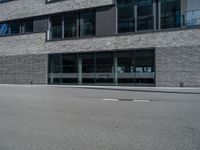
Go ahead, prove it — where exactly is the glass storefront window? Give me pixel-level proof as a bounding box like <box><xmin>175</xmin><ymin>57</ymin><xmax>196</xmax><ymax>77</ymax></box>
<box><xmin>135</xmin><ymin>50</ymin><xmax>155</xmax><ymax>86</ymax></box>
<box><xmin>48</xmin><ymin>50</ymin><xmax>155</xmax><ymax>86</ymax></box>
<box><xmin>95</xmin><ymin>52</ymin><xmax>114</xmax><ymax>84</ymax></box>
<box><xmin>62</xmin><ymin>54</ymin><xmax>78</xmax><ymax>83</ymax></box>
<box><xmin>82</xmin><ymin>53</ymin><xmax>95</xmax><ymax>84</ymax></box>
<box><xmin>116</xmin><ymin>51</ymin><xmax>135</xmax><ymax>84</ymax></box>
<box><xmin>62</xmin><ymin>54</ymin><xmax>77</xmax><ymax>73</ymax></box>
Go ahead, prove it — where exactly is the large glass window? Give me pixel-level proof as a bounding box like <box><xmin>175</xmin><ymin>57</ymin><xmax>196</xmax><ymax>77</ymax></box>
<box><xmin>135</xmin><ymin>50</ymin><xmax>155</xmax><ymax>86</ymax></box>
<box><xmin>22</xmin><ymin>20</ymin><xmax>33</xmax><ymax>33</ymax></box>
<box><xmin>48</xmin><ymin>54</ymin><xmax>62</xmax><ymax>84</ymax></box>
<box><xmin>80</xmin><ymin>11</ymin><xmax>95</xmax><ymax>37</ymax></box>
<box><xmin>51</xmin><ymin>15</ymin><xmax>62</xmax><ymax>39</ymax></box>
<box><xmin>10</xmin><ymin>21</ymin><xmax>20</xmax><ymax>35</ymax></box>
<box><xmin>64</xmin><ymin>13</ymin><xmax>78</xmax><ymax>38</ymax></box>
<box><xmin>117</xmin><ymin>0</ymin><xmax>135</xmax><ymax>33</ymax></box>
<box><xmin>96</xmin><ymin>52</ymin><xmax>114</xmax><ymax>84</ymax></box>
<box><xmin>117</xmin><ymin>0</ymin><xmax>154</xmax><ymax>33</ymax></box>
<box><xmin>48</xmin><ymin>50</ymin><xmax>155</xmax><ymax>86</ymax></box>
<box><xmin>62</xmin><ymin>54</ymin><xmax>78</xmax><ymax>83</ymax></box>
<box><xmin>82</xmin><ymin>53</ymin><xmax>95</xmax><ymax>83</ymax></box>
<box><xmin>0</xmin><ymin>0</ymin><xmax>12</xmax><ymax>3</ymax></box>
<box><xmin>137</xmin><ymin>0</ymin><xmax>153</xmax><ymax>31</ymax></box>
<box><xmin>161</xmin><ymin>0</ymin><xmax>181</xmax><ymax>29</ymax></box>
<box><xmin>0</xmin><ymin>23</ymin><xmax>9</xmax><ymax>36</ymax></box>
<box><xmin>116</xmin><ymin>51</ymin><xmax>135</xmax><ymax>84</ymax></box>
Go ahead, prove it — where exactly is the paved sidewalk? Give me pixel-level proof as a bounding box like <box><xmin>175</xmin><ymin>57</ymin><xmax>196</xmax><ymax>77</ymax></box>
<box><xmin>1</xmin><ymin>84</ymin><xmax>200</xmax><ymax>94</ymax></box>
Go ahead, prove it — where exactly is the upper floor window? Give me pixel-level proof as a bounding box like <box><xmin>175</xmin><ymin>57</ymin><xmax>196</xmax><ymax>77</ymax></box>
<box><xmin>22</xmin><ymin>20</ymin><xmax>33</xmax><ymax>33</ymax></box>
<box><xmin>0</xmin><ymin>19</ymin><xmax>33</xmax><ymax>37</ymax></box>
<box><xmin>51</xmin><ymin>15</ymin><xmax>63</xmax><ymax>39</ymax></box>
<box><xmin>161</xmin><ymin>0</ymin><xmax>181</xmax><ymax>29</ymax></box>
<box><xmin>137</xmin><ymin>0</ymin><xmax>153</xmax><ymax>31</ymax></box>
<box><xmin>0</xmin><ymin>0</ymin><xmax>13</xmax><ymax>3</ymax></box>
<box><xmin>10</xmin><ymin>21</ymin><xmax>20</xmax><ymax>35</ymax></box>
<box><xmin>0</xmin><ymin>23</ymin><xmax>9</xmax><ymax>36</ymax></box>
<box><xmin>64</xmin><ymin>13</ymin><xmax>78</xmax><ymax>38</ymax></box>
<box><xmin>117</xmin><ymin>0</ymin><xmax>135</xmax><ymax>33</ymax></box>
<box><xmin>117</xmin><ymin>0</ymin><xmax>154</xmax><ymax>33</ymax></box>
<box><xmin>49</xmin><ymin>10</ymin><xmax>95</xmax><ymax>40</ymax></box>
<box><xmin>80</xmin><ymin>11</ymin><xmax>96</xmax><ymax>37</ymax></box>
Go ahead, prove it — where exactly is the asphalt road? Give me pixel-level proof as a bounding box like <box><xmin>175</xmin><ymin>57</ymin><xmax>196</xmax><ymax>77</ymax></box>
<box><xmin>0</xmin><ymin>85</ymin><xmax>200</xmax><ymax>150</ymax></box>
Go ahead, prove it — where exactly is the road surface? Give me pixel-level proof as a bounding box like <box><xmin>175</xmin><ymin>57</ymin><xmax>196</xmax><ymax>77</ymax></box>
<box><xmin>0</xmin><ymin>85</ymin><xmax>200</xmax><ymax>150</ymax></box>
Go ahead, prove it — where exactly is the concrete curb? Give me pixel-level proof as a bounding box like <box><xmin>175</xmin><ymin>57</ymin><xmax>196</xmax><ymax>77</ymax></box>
<box><xmin>47</xmin><ymin>85</ymin><xmax>200</xmax><ymax>95</ymax></box>
<box><xmin>1</xmin><ymin>84</ymin><xmax>200</xmax><ymax>94</ymax></box>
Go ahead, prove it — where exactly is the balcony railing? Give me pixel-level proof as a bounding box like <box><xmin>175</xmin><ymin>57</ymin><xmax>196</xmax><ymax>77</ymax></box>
<box><xmin>182</xmin><ymin>9</ymin><xmax>200</xmax><ymax>27</ymax></box>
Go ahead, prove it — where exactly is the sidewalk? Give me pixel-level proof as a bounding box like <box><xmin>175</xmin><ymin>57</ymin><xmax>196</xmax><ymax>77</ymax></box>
<box><xmin>1</xmin><ymin>84</ymin><xmax>200</xmax><ymax>94</ymax></box>
<box><xmin>47</xmin><ymin>85</ymin><xmax>200</xmax><ymax>94</ymax></box>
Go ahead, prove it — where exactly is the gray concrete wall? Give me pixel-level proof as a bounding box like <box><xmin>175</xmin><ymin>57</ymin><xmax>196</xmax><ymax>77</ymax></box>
<box><xmin>0</xmin><ymin>54</ymin><xmax>48</xmax><ymax>84</ymax></box>
<box><xmin>0</xmin><ymin>0</ymin><xmax>113</xmax><ymax>21</ymax></box>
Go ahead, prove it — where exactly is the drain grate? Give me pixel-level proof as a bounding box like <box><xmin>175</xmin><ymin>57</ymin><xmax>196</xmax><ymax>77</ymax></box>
<box><xmin>102</xmin><ymin>98</ymin><xmax>151</xmax><ymax>102</ymax></box>
<box><xmin>118</xmin><ymin>99</ymin><xmax>134</xmax><ymax>101</ymax></box>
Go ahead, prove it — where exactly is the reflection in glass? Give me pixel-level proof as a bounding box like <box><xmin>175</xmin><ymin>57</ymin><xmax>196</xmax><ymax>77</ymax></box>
<box><xmin>0</xmin><ymin>23</ymin><xmax>9</xmax><ymax>36</ymax></box>
<box><xmin>117</xmin><ymin>0</ymin><xmax>135</xmax><ymax>33</ymax></box>
<box><xmin>62</xmin><ymin>54</ymin><xmax>78</xmax><ymax>83</ymax></box>
<box><xmin>96</xmin><ymin>52</ymin><xmax>114</xmax><ymax>84</ymax></box>
<box><xmin>80</xmin><ymin>11</ymin><xmax>95</xmax><ymax>37</ymax></box>
<box><xmin>64</xmin><ymin>13</ymin><xmax>77</xmax><ymax>38</ymax></box>
<box><xmin>135</xmin><ymin>50</ymin><xmax>154</xmax><ymax>86</ymax></box>
<box><xmin>48</xmin><ymin>50</ymin><xmax>155</xmax><ymax>86</ymax></box>
<box><xmin>161</xmin><ymin>0</ymin><xmax>181</xmax><ymax>29</ymax></box>
<box><xmin>116</xmin><ymin>51</ymin><xmax>135</xmax><ymax>84</ymax></box>
<box><xmin>22</xmin><ymin>20</ymin><xmax>33</xmax><ymax>33</ymax></box>
<box><xmin>10</xmin><ymin>21</ymin><xmax>20</xmax><ymax>35</ymax></box>
<box><xmin>82</xmin><ymin>53</ymin><xmax>95</xmax><ymax>83</ymax></box>
<box><xmin>51</xmin><ymin>15</ymin><xmax>62</xmax><ymax>39</ymax></box>
<box><xmin>137</xmin><ymin>0</ymin><xmax>153</xmax><ymax>31</ymax></box>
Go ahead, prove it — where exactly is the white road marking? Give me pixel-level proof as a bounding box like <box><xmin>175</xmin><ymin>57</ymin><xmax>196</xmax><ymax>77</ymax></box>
<box><xmin>102</xmin><ymin>98</ymin><xmax>151</xmax><ymax>102</ymax></box>
<box><xmin>133</xmin><ymin>100</ymin><xmax>151</xmax><ymax>102</ymax></box>
<box><xmin>102</xmin><ymin>98</ymin><xmax>119</xmax><ymax>101</ymax></box>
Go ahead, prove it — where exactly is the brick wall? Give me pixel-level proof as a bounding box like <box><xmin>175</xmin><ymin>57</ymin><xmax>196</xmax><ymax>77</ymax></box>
<box><xmin>156</xmin><ymin>46</ymin><xmax>200</xmax><ymax>87</ymax></box>
<box><xmin>0</xmin><ymin>54</ymin><xmax>48</xmax><ymax>84</ymax></box>
<box><xmin>0</xmin><ymin>0</ymin><xmax>113</xmax><ymax>21</ymax></box>
<box><xmin>0</xmin><ymin>28</ymin><xmax>200</xmax><ymax>86</ymax></box>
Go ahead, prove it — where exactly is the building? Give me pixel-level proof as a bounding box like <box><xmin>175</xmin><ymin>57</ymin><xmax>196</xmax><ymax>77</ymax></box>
<box><xmin>0</xmin><ymin>0</ymin><xmax>200</xmax><ymax>87</ymax></box>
